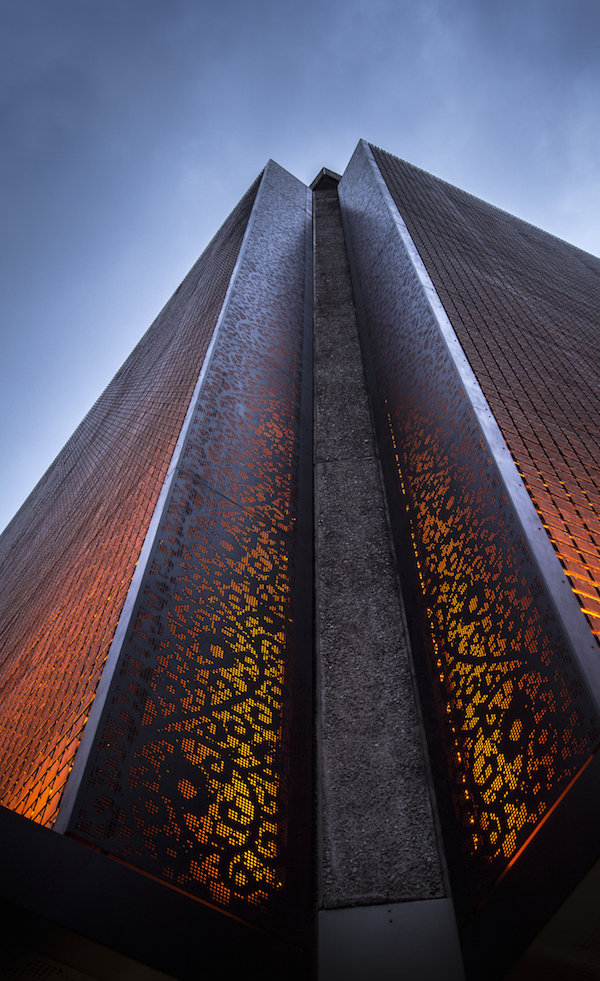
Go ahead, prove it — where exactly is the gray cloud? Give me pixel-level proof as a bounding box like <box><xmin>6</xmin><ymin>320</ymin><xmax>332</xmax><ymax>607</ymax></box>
<box><xmin>1</xmin><ymin>0</ymin><xmax>600</xmax><ymax>528</ymax></box>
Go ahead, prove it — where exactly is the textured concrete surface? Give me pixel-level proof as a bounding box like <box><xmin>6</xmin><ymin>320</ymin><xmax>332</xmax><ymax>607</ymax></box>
<box><xmin>313</xmin><ymin>179</ymin><xmax>445</xmax><ymax>909</ymax></box>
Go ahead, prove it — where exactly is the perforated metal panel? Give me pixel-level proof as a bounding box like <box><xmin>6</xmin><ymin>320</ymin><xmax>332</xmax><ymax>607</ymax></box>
<box><xmin>372</xmin><ymin>145</ymin><xmax>600</xmax><ymax>648</ymax></box>
<box><xmin>339</xmin><ymin>142</ymin><xmax>600</xmax><ymax>912</ymax></box>
<box><xmin>2</xmin><ymin>952</ymin><xmax>97</xmax><ymax>981</ymax></box>
<box><xmin>0</xmin><ymin>178</ymin><xmax>260</xmax><ymax>830</ymax></box>
<box><xmin>67</xmin><ymin>162</ymin><xmax>312</xmax><ymax>933</ymax></box>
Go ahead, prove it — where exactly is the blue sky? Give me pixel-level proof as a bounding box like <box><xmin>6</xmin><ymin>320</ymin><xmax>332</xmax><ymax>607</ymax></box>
<box><xmin>2</xmin><ymin>0</ymin><xmax>600</xmax><ymax>530</ymax></box>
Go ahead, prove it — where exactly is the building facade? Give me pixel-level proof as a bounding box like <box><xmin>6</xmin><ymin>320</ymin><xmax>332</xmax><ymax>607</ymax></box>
<box><xmin>1</xmin><ymin>141</ymin><xmax>600</xmax><ymax>980</ymax></box>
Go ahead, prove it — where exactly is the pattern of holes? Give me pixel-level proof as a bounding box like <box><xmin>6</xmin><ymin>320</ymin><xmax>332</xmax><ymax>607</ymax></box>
<box><xmin>373</xmin><ymin>145</ymin><xmax>600</xmax><ymax>645</ymax></box>
<box><xmin>340</xmin><ymin>144</ymin><xmax>599</xmax><ymax>908</ymax></box>
<box><xmin>0</xmin><ymin>176</ymin><xmax>260</xmax><ymax>828</ymax></box>
<box><xmin>2</xmin><ymin>952</ymin><xmax>96</xmax><ymax>981</ymax></box>
<box><xmin>69</xmin><ymin>163</ymin><xmax>309</xmax><ymax>927</ymax></box>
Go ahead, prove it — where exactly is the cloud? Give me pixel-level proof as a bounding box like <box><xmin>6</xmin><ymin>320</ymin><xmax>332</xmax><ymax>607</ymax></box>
<box><xmin>1</xmin><ymin>0</ymin><xmax>600</xmax><ymax>528</ymax></box>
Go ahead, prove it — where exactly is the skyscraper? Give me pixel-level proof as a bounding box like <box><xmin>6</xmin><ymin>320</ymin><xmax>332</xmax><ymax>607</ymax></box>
<box><xmin>1</xmin><ymin>140</ymin><xmax>600</xmax><ymax>980</ymax></box>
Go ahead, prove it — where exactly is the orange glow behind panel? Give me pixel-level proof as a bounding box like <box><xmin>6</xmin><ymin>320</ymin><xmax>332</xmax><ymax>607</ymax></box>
<box><xmin>339</xmin><ymin>144</ymin><xmax>599</xmax><ymax>908</ymax></box>
<box><xmin>0</xmin><ymin>179</ymin><xmax>260</xmax><ymax>828</ymax></box>
<box><xmin>386</xmin><ymin>402</ymin><xmax>595</xmax><ymax>896</ymax></box>
<box><xmin>373</xmin><ymin>146</ymin><xmax>600</xmax><ymax>647</ymax></box>
<box><xmin>68</xmin><ymin>164</ymin><xmax>309</xmax><ymax>928</ymax></box>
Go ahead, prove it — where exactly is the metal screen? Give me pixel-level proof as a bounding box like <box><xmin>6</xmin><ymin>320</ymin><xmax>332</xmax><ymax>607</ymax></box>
<box><xmin>339</xmin><ymin>142</ymin><xmax>600</xmax><ymax>913</ymax></box>
<box><xmin>372</xmin><ymin>145</ymin><xmax>600</xmax><ymax>648</ymax></box>
<box><xmin>0</xmin><ymin>177</ymin><xmax>260</xmax><ymax>829</ymax></box>
<box><xmin>66</xmin><ymin>162</ymin><xmax>313</xmax><ymax>934</ymax></box>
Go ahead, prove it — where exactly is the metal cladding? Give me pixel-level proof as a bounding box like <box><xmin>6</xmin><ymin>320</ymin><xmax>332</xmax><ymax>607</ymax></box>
<box><xmin>3</xmin><ymin>139</ymin><xmax>600</xmax><ymax>976</ymax></box>
<box><xmin>371</xmin><ymin>144</ymin><xmax>600</xmax><ymax>649</ymax></box>
<box><xmin>338</xmin><ymin>141</ymin><xmax>600</xmax><ymax>913</ymax></box>
<box><xmin>64</xmin><ymin>161</ymin><xmax>313</xmax><ymax>934</ymax></box>
<box><xmin>0</xmin><ymin>176</ymin><xmax>260</xmax><ymax>830</ymax></box>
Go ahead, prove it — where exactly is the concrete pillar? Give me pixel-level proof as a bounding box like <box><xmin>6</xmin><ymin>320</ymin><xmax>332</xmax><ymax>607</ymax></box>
<box><xmin>312</xmin><ymin>169</ymin><xmax>464</xmax><ymax>981</ymax></box>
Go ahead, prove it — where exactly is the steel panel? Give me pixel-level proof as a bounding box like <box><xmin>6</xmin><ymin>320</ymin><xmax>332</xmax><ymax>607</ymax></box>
<box><xmin>0</xmin><ymin>177</ymin><xmax>260</xmax><ymax>830</ymax></box>
<box><xmin>66</xmin><ymin>161</ymin><xmax>313</xmax><ymax>938</ymax></box>
<box><xmin>339</xmin><ymin>140</ymin><xmax>600</xmax><ymax>916</ymax></box>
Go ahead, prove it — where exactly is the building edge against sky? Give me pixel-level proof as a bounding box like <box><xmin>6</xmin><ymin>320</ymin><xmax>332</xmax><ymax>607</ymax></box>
<box><xmin>0</xmin><ymin>140</ymin><xmax>600</xmax><ymax>980</ymax></box>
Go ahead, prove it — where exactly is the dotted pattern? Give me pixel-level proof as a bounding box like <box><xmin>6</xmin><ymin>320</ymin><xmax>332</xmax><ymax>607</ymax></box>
<box><xmin>2</xmin><ymin>952</ymin><xmax>95</xmax><ymax>981</ymax></box>
<box><xmin>372</xmin><ymin>146</ymin><xmax>600</xmax><ymax>645</ymax></box>
<box><xmin>0</xmin><ymin>177</ymin><xmax>260</xmax><ymax>828</ymax></box>
<box><xmin>69</xmin><ymin>165</ymin><xmax>309</xmax><ymax>927</ymax></box>
<box><xmin>340</xmin><ymin>145</ymin><xmax>599</xmax><ymax>908</ymax></box>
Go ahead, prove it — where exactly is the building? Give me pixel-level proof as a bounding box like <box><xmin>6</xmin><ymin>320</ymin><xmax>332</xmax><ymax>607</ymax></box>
<box><xmin>1</xmin><ymin>140</ymin><xmax>600</xmax><ymax>980</ymax></box>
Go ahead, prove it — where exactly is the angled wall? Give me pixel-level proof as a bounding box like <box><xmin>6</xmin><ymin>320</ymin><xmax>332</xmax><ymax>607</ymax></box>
<box><xmin>55</xmin><ymin>160</ymin><xmax>314</xmax><ymax>940</ymax></box>
<box><xmin>0</xmin><ymin>161</ymin><xmax>313</xmax><ymax>959</ymax></box>
<box><xmin>372</xmin><ymin>144</ymin><xmax>600</xmax><ymax>650</ymax></box>
<box><xmin>339</xmin><ymin>140</ymin><xmax>600</xmax><ymax>977</ymax></box>
<box><xmin>0</xmin><ymin>175</ymin><xmax>260</xmax><ymax>830</ymax></box>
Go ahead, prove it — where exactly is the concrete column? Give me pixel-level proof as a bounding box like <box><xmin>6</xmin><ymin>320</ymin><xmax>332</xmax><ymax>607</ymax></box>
<box><xmin>312</xmin><ymin>169</ymin><xmax>464</xmax><ymax>981</ymax></box>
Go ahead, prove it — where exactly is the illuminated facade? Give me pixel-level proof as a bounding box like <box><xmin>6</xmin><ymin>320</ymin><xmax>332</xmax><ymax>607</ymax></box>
<box><xmin>1</xmin><ymin>142</ymin><xmax>600</xmax><ymax>980</ymax></box>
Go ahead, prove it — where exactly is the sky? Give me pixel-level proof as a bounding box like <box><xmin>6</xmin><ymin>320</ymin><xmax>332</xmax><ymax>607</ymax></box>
<box><xmin>1</xmin><ymin>0</ymin><xmax>600</xmax><ymax>531</ymax></box>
